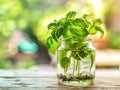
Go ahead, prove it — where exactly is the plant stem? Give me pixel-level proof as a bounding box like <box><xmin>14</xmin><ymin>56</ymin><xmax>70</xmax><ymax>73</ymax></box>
<box><xmin>77</xmin><ymin>61</ymin><xmax>80</xmax><ymax>76</ymax></box>
<box><xmin>73</xmin><ymin>59</ymin><xmax>75</xmax><ymax>75</ymax></box>
<box><xmin>69</xmin><ymin>52</ymin><xmax>72</xmax><ymax>59</ymax></box>
<box><xmin>64</xmin><ymin>68</ymin><xmax>67</xmax><ymax>75</ymax></box>
<box><xmin>76</xmin><ymin>60</ymin><xmax>78</xmax><ymax>71</ymax></box>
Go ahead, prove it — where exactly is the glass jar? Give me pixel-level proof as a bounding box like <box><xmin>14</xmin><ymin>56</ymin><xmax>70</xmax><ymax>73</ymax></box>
<box><xmin>57</xmin><ymin>39</ymin><xmax>95</xmax><ymax>86</ymax></box>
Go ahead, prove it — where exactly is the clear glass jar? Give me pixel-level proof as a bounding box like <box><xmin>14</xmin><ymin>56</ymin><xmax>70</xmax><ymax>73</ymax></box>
<box><xmin>57</xmin><ymin>39</ymin><xmax>95</xmax><ymax>86</ymax></box>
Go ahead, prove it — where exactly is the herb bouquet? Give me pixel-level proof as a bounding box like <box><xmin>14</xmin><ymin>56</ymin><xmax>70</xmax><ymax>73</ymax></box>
<box><xmin>46</xmin><ymin>11</ymin><xmax>104</xmax><ymax>86</ymax></box>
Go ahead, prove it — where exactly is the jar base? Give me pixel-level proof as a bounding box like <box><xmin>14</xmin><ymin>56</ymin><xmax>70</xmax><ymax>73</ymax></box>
<box><xmin>58</xmin><ymin>79</ymin><xmax>94</xmax><ymax>87</ymax></box>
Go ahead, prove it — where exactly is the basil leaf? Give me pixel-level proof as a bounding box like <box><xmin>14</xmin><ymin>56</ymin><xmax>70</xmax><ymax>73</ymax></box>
<box><xmin>58</xmin><ymin>18</ymin><xmax>65</xmax><ymax>25</ymax></box>
<box><xmin>72</xmin><ymin>18</ymin><xmax>88</xmax><ymax>29</ymax></box>
<box><xmin>46</xmin><ymin>36</ymin><xmax>53</xmax><ymax>49</ymax></box>
<box><xmin>51</xmin><ymin>30</ymin><xmax>58</xmax><ymax>41</ymax></box>
<box><xmin>51</xmin><ymin>31</ymin><xmax>58</xmax><ymax>42</ymax></box>
<box><xmin>89</xmin><ymin>27</ymin><xmax>97</xmax><ymax>35</ymax></box>
<box><xmin>48</xmin><ymin>22</ymin><xmax>58</xmax><ymax>30</ymax></box>
<box><xmin>56</xmin><ymin>26</ymin><xmax>65</xmax><ymax>39</ymax></box>
<box><xmin>46</xmin><ymin>36</ymin><xmax>59</xmax><ymax>54</ymax></box>
<box><xmin>93</xmin><ymin>19</ymin><xmax>102</xmax><ymax>26</ymax></box>
<box><xmin>72</xmin><ymin>51</ymin><xmax>81</xmax><ymax>60</ymax></box>
<box><xmin>70</xmin><ymin>27</ymin><xmax>88</xmax><ymax>38</ymax></box>
<box><xmin>95</xmin><ymin>26</ymin><xmax>104</xmax><ymax>38</ymax></box>
<box><xmin>83</xmin><ymin>14</ymin><xmax>89</xmax><ymax>21</ymax></box>
<box><xmin>60</xmin><ymin>57</ymin><xmax>70</xmax><ymax>69</ymax></box>
<box><xmin>79</xmin><ymin>51</ymin><xmax>89</xmax><ymax>58</ymax></box>
<box><xmin>58</xmin><ymin>50</ymin><xmax>68</xmax><ymax>63</ymax></box>
<box><xmin>83</xmin><ymin>14</ymin><xmax>92</xmax><ymax>24</ymax></box>
<box><xmin>70</xmin><ymin>29</ymin><xmax>82</xmax><ymax>36</ymax></box>
<box><xmin>79</xmin><ymin>29</ymin><xmax>88</xmax><ymax>38</ymax></box>
<box><xmin>76</xmin><ymin>42</ymin><xmax>88</xmax><ymax>49</ymax></box>
<box><xmin>66</xmin><ymin>11</ymin><xmax>76</xmax><ymax>20</ymax></box>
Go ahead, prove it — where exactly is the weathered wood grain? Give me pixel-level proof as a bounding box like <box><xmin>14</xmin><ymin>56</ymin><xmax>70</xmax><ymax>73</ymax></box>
<box><xmin>0</xmin><ymin>66</ymin><xmax>120</xmax><ymax>90</ymax></box>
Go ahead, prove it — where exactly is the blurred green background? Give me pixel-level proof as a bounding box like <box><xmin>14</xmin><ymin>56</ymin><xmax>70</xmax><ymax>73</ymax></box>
<box><xmin>0</xmin><ymin>0</ymin><xmax>120</xmax><ymax>69</ymax></box>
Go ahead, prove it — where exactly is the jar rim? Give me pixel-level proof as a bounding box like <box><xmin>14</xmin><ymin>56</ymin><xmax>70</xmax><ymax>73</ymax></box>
<box><xmin>60</xmin><ymin>37</ymin><xmax>93</xmax><ymax>42</ymax></box>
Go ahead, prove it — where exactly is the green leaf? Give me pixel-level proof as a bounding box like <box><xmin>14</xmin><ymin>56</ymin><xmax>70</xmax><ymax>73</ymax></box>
<box><xmin>46</xmin><ymin>36</ymin><xmax>53</xmax><ymax>49</ymax></box>
<box><xmin>58</xmin><ymin>18</ymin><xmax>65</xmax><ymax>25</ymax></box>
<box><xmin>55</xmin><ymin>26</ymin><xmax>65</xmax><ymax>39</ymax></box>
<box><xmin>89</xmin><ymin>27</ymin><xmax>97</xmax><ymax>35</ymax></box>
<box><xmin>70</xmin><ymin>25</ymin><xmax>88</xmax><ymax>38</ymax></box>
<box><xmin>48</xmin><ymin>22</ymin><xmax>58</xmax><ymax>30</ymax></box>
<box><xmin>51</xmin><ymin>30</ymin><xmax>58</xmax><ymax>41</ymax></box>
<box><xmin>72</xmin><ymin>51</ymin><xmax>81</xmax><ymax>60</ymax></box>
<box><xmin>90</xmin><ymin>51</ymin><xmax>95</xmax><ymax>71</ymax></box>
<box><xmin>46</xmin><ymin>36</ymin><xmax>60</xmax><ymax>54</ymax></box>
<box><xmin>60</xmin><ymin>57</ymin><xmax>70</xmax><ymax>69</ymax></box>
<box><xmin>76</xmin><ymin>42</ymin><xmax>89</xmax><ymax>49</ymax></box>
<box><xmin>72</xmin><ymin>47</ymin><xmax>89</xmax><ymax>59</ymax></box>
<box><xmin>58</xmin><ymin>50</ymin><xmax>68</xmax><ymax>63</ymax></box>
<box><xmin>95</xmin><ymin>26</ymin><xmax>104</xmax><ymax>38</ymax></box>
<box><xmin>83</xmin><ymin>14</ymin><xmax>89</xmax><ymax>20</ymax></box>
<box><xmin>62</xmin><ymin>29</ymin><xmax>72</xmax><ymax>38</ymax></box>
<box><xmin>83</xmin><ymin>14</ymin><xmax>92</xmax><ymax>24</ymax></box>
<box><xmin>70</xmin><ymin>29</ymin><xmax>81</xmax><ymax>36</ymax></box>
<box><xmin>66</xmin><ymin>11</ymin><xmax>76</xmax><ymax>20</ymax></box>
<box><xmin>72</xmin><ymin>18</ymin><xmax>88</xmax><ymax>29</ymax></box>
<box><xmin>80</xmin><ymin>29</ymin><xmax>89</xmax><ymax>37</ymax></box>
<box><xmin>79</xmin><ymin>51</ymin><xmax>89</xmax><ymax>58</ymax></box>
<box><xmin>93</xmin><ymin>19</ymin><xmax>102</xmax><ymax>26</ymax></box>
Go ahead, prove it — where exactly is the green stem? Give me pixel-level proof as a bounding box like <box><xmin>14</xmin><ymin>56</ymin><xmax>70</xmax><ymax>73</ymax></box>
<box><xmin>76</xmin><ymin>52</ymin><xmax>81</xmax><ymax>75</ymax></box>
<box><xmin>64</xmin><ymin>68</ymin><xmax>67</xmax><ymax>75</ymax></box>
<box><xmin>89</xmin><ymin>23</ymin><xmax>94</xmax><ymax>31</ymax></box>
<box><xmin>64</xmin><ymin>52</ymin><xmax>72</xmax><ymax>75</ymax></box>
<box><xmin>69</xmin><ymin>52</ymin><xmax>72</xmax><ymax>59</ymax></box>
<box><xmin>77</xmin><ymin>61</ymin><xmax>80</xmax><ymax>76</ymax></box>
<box><xmin>73</xmin><ymin>59</ymin><xmax>75</xmax><ymax>75</ymax></box>
<box><xmin>76</xmin><ymin>60</ymin><xmax>78</xmax><ymax>71</ymax></box>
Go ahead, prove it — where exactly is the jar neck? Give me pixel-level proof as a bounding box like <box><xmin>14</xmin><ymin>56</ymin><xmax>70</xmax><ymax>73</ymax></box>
<box><xmin>60</xmin><ymin>38</ymin><xmax>93</xmax><ymax>49</ymax></box>
<box><xmin>61</xmin><ymin>38</ymin><xmax>92</xmax><ymax>44</ymax></box>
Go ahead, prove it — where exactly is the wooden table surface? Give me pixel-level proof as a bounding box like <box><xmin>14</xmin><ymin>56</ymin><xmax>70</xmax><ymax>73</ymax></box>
<box><xmin>0</xmin><ymin>65</ymin><xmax>120</xmax><ymax>90</ymax></box>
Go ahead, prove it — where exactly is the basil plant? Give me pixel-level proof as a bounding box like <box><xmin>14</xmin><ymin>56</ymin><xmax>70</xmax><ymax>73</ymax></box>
<box><xmin>46</xmin><ymin>11</ymin><xmax>104</xmax><ymax>86</ymax></box>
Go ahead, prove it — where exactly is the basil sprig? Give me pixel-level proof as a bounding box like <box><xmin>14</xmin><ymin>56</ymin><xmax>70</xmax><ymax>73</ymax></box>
<box><xmin>46</xmin><ymin>11</ymin><xmax>104</xmax><ymax>70</ymax></box>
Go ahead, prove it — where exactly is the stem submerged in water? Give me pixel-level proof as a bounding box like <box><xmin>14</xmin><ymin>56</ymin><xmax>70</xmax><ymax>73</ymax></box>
<box><xmin>77</xmin><ymin>61</ymin><xmax>80</xmax><ymax>76</ymax></box>
<box><xmin>73</xmin><ymin>59</ymin><xmax>75</xmax><ymax>75</ymax></box>
<box><xmin>64</xmin><ymin>68</ymin><xmax>67</xmax><ymax>75</ymax></box>
<box><xmin>73</xmin><ymin>60</ymin><xmax>80</xmax><ymax>76</ymax></box>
